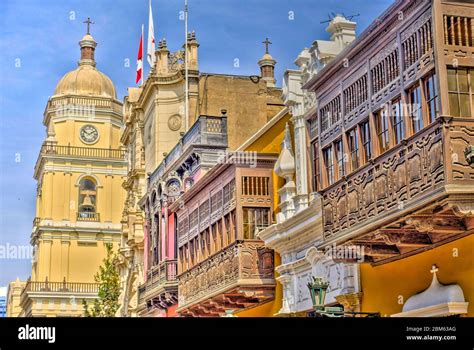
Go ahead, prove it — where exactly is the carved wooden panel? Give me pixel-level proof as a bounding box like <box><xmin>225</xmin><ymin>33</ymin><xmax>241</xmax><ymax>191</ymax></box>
<box><xmin>447</xmin><ymin>121</ymin><xmax>474</xmax><ymax>182</ymax></box>
<box><xmin>178</xmin><ymin>241</ymin><xmax>274</xmax><ymax>309</ymax></box>
<box><xmin>323</xmin><ymin>121</ymin><xmax>445</xmax><ymax>239</ymax></box>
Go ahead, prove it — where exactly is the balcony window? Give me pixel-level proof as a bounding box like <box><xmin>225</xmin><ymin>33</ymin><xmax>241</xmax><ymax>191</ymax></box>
<box><xmin>211</xmin><ymin>223</ymin><xmax>220</xmax><ymax>253</ymax></box>
<box><xmin>424</xmin><ymin>73</ymin><xmax>439</xmax><ymax>123</ymax></box>
<box><xmin>323</xmin><ymin>146</ymin><xmax>335</xmax><ymax>186</ymax></box>
<box><xmin>444</xmin><ymin>16</ymin><xmax>473</xmax><ymax>47</ymax></box>
<box><xmin>347</xmin><ymin>129</ymin><xmax>359</xmax><ymax>171</ymax></box>
<box><xmin>243</xmin><ymin>207</ymin><xmax>270</xmax><ymax>239</ymax></box>
<box><xmin>223</xmin><ymin>179</ymin><xmax>235</xmax><ymax>207</ymax></box>
<box><xmin>311</xmin><ymin>141</ymin><xmax>321</xmax><ymax>191</ymax></box>
<box><xmin>335</xmin><ymin>139</ymin><xmax>345</xmax><ymax>179</ymax></box>
<box><xmin>320</xmin><ymin>95</ymin><xmax>341</xmax><ymax>132</ymax></box>
<box><xmin>375</xmin><ymin>108</ymin><xmax>390</xmax><ymax>153</ymax></box>
<box><xmin>189</xmin><ymin>240</ymin><xmax>195</xmax><ymax>265</ymax></box>
<box><xmin>241</xmin><ymin>176</ymin><xmax>269</xmax><ymax>196</ymax></box>
<box><xmin>408</xmin><ymin>84</ymin><xmax>423</xmax><ymax>133</ymax></box>
<box><xmin>391</xmin><ymin>99</ymin><xmax>405</xmax><ymax>145</ymax></box>
<box><xmin>447</xmin><ymin>67</ymin><xmax>473</xmax><ymax>117</ymax></box>
<box><xmin>360</xmin><ymin>120</ymin><xmax>372</xmax><ymax>163</ymax></box>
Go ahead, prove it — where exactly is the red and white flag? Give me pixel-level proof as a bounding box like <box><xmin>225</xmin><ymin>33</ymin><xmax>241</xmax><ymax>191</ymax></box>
<box><xmin>147</xmin><ymin>0</ymin><xmax>156</xmax><ymax>67</ymax></box>
<box><xmin>136</xmin><ymin>24</ymin><xmax>144</xmax><ymax>85</ymax></box>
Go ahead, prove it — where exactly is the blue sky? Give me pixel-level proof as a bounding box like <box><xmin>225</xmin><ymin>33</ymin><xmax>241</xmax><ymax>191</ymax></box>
<box><xmin>0</xmin><ymin>0</ymin><xmax>393</xmax><ymax>286</ymax></box>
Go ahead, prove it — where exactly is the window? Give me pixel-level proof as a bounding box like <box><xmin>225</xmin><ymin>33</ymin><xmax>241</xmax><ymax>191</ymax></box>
<box><xmin>335</xmin><ymin>139</ymin><xmax>345</xmax><ymax>179</ymax></box>
<box><xmin>320</xmin><ymin>96</ymin><xmax>341</xmax><ymax>132</ymax></box>
<box><xmin>189</xmin><ymin>240</ymin><xmax>195</xmax><ymax>265</ymax></box>
<box><xmin>391</xmin><ymin>99</ymin><xmax>405</xmax><ymax>144</ymax></box>
<box><xmin>211</xmin><ymin>223</ymin><xmax>219</xmax><ymax>252</ymax></box>
<box><xmin>447</xmin><ymin>67</ymin><xmax>473</xmax><ymax>117</ymax></box>
<box><xmin>242</xmin><ymin>207</ymin><xmax>270</xmax><ymax>239</ymax></box>
<box><xmin>444</xmin><ymin>16</ymin><xmax>473</xmax><ymax>47</ymax></box>
<box><xmin>375</xmin><ymin>108</ymin><xmax>390</xmax><ymax>153</ymax></box>
<box><xmin>223</xmin><ymin>179</ymin><xmax>235</xmax><ymax>206</ymax></box>
<box><xmin>347</xmin><ymin>128</ymin><xmax>359</xmax><ymax>171</ymax></box>
<box><xmin>424</xmin><ymin>73</ymin><xmax>439</xmax><ymax>123</ymax></box>
<box><xmin>323</xmin><ymin>146</ymin><xmax>334</xmax><ymax>186</ymax></box>
<box><xmin>408</xmin><ymin>84</ymin><xmax>423</xmax><ymax>133</ymax></box>
<box><xmin>360</xmin><ymin>120</ymin><xmax>372</xmax><ymax>163</ymax></box>
<box><xmin>189</xmin><ymin>209</ymin><xmax>198</xmax><ymax>230</ymax></box>
<box><xmin>211</xmin><ymin>190</ymin><xmax>222</xmax><ymax>214</ymax></box>
<box><xmin>152</xmin><ymin>213</ymin><xmax>160</xmax><ymax>265</ymax></box>
<box><xmin>224</xmin><ymin>214</ymin><xmax>231</xmax><ymax>245</ymax></box>
<box><xmin>344</xmin><ymin>74</ymin><xmax>368</xmax><ymax>114</ymax></box>
<box><xmin>205</xmin><ymin>229</ymin><xmax>211</xmax><ymax>255</ymax></box>
<box><xmin>311</xmin><ymin>141</ymin><xmax>320</xmax><ymax>191</ymax></box>
<box><xmin>200</xmin><ymin>231</ymin><xmax>206</xmax><ymax>259</ymax></box>
<box><xmin>241</xmin><ymin>176</ymin><xmax>269</xmax><ymax>196</ymax></box>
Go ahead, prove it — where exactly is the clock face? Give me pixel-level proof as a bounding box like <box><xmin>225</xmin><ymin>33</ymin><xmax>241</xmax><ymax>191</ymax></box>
<box><xmin>80</xmin><ymin>125</ymin><xmax>99</xmax><ymax>144</ymax></box>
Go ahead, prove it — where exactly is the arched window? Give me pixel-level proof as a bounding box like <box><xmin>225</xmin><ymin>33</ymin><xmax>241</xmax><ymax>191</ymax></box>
<box><xmin>78</xmin><ymin>178</ymin><xmax>97</xmax><ymax>219</ymax></box>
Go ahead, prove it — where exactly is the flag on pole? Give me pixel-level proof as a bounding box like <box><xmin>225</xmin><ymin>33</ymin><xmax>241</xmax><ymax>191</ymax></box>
<box><xmin>136</xmin><ymin>24</ymin><xmax>144</xmax><ymax>84</ymax></box>
<box><xmin>147</xmin><ymin>0</ymin><xmax>156</xmax><ymax>67</ymax></box>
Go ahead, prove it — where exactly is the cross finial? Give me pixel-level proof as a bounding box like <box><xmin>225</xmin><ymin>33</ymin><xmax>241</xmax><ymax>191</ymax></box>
<box><xmin>83</xmin><ymin>17</ymin><xmax>94</xmax><ymax>35</ymax></box>
<box><xmin>262</xmin><ymin>37</ymin><xmax>272</xmax><ymax>54</ymax></box>
<box><xmin>430</xmin><ymin>264</ymin><xmax>439</xmax><ymax>274</ymax></box>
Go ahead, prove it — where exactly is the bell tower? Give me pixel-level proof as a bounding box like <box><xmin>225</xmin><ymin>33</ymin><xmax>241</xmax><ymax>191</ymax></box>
<box><xmin>19</xmin><ymin>22</ymin><xmax>127</xmax><ymax>317</ymax></box>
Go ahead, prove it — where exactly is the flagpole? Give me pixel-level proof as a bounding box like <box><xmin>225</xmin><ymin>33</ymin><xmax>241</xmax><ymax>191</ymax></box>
<box><xmin>142</xmin><ymin>23</ymin><xmax>144</xmax><ymax>86</ymax></box>
<box><xmin>184</xmin><ymin>0</ymin><xmax>189</xmax><ymax>132</ymax></box>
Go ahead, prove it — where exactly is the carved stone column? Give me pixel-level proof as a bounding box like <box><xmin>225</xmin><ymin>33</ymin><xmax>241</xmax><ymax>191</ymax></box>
<box><xmin>291</xmin><ymin>104</ymin><xmax>309</xmax><ymax>212</ymax></box>
<box><xmin>276</xmin><ymin>273</ymin><xmax>294</xmax><ymax>315</ymax></box>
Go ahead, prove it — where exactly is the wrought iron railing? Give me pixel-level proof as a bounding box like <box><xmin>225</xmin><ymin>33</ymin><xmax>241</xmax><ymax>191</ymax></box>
<box><xmin>40</xmin><ymin>141</ymin><xmax>126</xmax><ymax>160</ymax></box>
<box><xmin>148</xmin><ymin>116</ymin><xmax>227</xmax><ymax>185</ymax></box>
<box><xmin>77</xmin><ymin>212</ymin><xmax>100</xmax><ymax>222</ymax></box>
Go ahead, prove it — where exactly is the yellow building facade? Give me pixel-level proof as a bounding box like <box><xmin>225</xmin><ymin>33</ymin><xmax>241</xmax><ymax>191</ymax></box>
<box><xmin>232</xmin><ymin>108</ymin><xmax>292</xmax><ymax>317</ymax></box>
<box><xmin>13</xmin><ymin>31</ymin><xmax>127</xmax><ymax>317</ymax></box>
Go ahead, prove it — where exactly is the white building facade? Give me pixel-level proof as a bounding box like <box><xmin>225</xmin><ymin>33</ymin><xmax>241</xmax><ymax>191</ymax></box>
<box><xmin>259</xmin><ymin>15</ymin><xmax>363</xmax><ymax>315</ymax></box>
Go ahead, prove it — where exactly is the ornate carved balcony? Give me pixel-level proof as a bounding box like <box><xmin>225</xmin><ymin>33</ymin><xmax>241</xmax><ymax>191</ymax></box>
<box><xmin>138</xmin><ymin>259</ymin><xmax>178</xmax><ymax>310</ymax></box>
<box><xmin>321</xmin><ymin>117</ymin><xmax>474</xmax><ymax>264</ymax></box>
<box><xmin>177</xmin><ymin>240</ymin><xmax>275</xmax><ymax>317</ymax></box>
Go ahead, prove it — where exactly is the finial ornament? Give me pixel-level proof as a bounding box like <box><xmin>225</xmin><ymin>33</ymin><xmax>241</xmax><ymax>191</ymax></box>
<box><xmin>283</xmin><ymin>123</ymin><xmax>293</xmax><ymax>153</ymax></box>
<box><xmin>262</xmin><ymin>37</ymin><xmax>272</xmax><ymax>54</ymax></box>
<box><xmin>430</xmin><ymin>264</ymin><xmax>439</xmax><ymax>274</ymax></box>
<box><xmin>83</xmin><ymin>17</ymin><xmax>94</xmax><ymax>35</ymax></box>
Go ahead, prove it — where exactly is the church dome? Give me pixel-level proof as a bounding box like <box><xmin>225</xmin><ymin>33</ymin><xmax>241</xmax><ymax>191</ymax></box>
<box><xmin>53</xmin><ymin>33</ymin><xmax>117</xmax><ymax>99</ymax></box>
<box><xmin>54</xmin><ymin>64</ymin><xmax>116</xmax><ymax>98</ymax></box>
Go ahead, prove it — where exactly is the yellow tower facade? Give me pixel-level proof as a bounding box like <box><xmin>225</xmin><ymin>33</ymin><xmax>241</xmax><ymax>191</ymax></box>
<box><xmin>17</xmin><ymin>30</ymin><xmax>127</xmax><ymax>317</ymax></box>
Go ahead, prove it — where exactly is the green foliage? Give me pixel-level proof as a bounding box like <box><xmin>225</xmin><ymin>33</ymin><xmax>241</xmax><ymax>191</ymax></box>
<box><xmin>83</xmin><ymin>243</ymin><xmax>121</xmax><ymax>317</ymax></box>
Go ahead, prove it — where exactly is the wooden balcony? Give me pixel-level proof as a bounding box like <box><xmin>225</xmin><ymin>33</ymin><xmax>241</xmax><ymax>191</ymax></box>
<box><xmin>321</xmin><ymin>117</ymin><xmax>474</xmax><ymax>264</ymax></box>
<box><xmin>138</xmin><ymin>259</ymin><xmax>178</xmax><ymax>310</ymax></box>
<box><xmin>177</xmin><ymin>240</ymin><xmax>275</xmax><ymax>317</ymax></box>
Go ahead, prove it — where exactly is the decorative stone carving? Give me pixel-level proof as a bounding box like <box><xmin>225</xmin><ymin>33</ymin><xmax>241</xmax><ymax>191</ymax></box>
<box><xmin>274</xmin><ymin>124</ymin><xmax>296</xmax><ymax>223</ymax></box>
